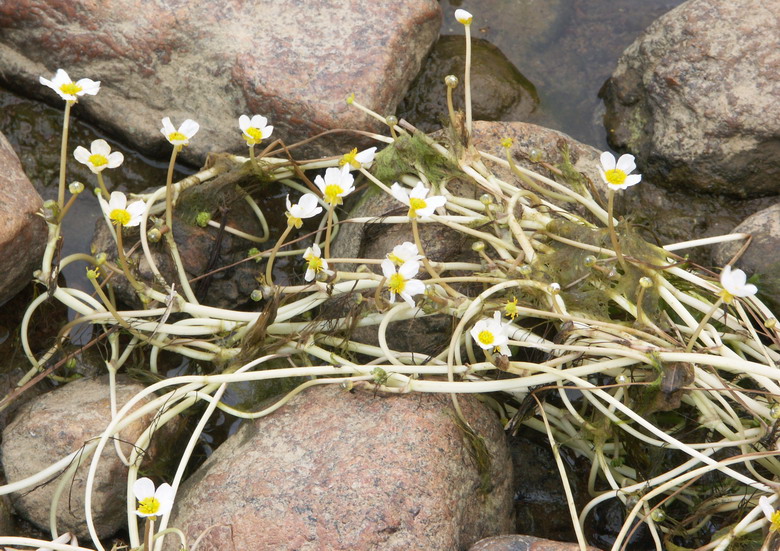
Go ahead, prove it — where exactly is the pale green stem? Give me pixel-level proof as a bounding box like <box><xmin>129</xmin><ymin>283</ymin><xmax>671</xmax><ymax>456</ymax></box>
<box><xmin>685</xmin><ymin>297</ymin><xmax>724</xmax><ymax>353</ymax></box>
<box><xmin>57</xmin><ymin>190</ymin><xmax>79</xmax><ymax>222</ymax></box>
<box><xmin>463</xmin><ymin>23</ymin><xmax>472</xmax><ymax>134</ymax></box>
<box><xmin>607</xmin><ymin>189</ymin><xmax>627</xmax><ymax>272</ymax></box>
<box><xmin>57</xmin><ymin>100</ymin><xmax>74</xmax><ymax>209</ymax></box>
<box><xmin>324</xmin><ymin>203</ymin><xmax>335</xmax><ymax>259</ymax></box>
<box><xmin>265</xmin><ymin>223</ymin><xmax>294</xmax><ymax>286</ymax></box>
<box><xmin>115</xmin><ymin>226</ymin><xmax>145</xmax><ymax>297</ymax></box>
<box><xmin>96</xmin><ymin>171</ymin><xmax>110</xmax><ymax>199</ymax></box>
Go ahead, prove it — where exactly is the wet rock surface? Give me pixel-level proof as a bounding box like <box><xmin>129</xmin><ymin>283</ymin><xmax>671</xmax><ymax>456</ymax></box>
<box><xmin>167</xmin><ymin>385</ymin><xmax>513</xmax><ymax>551</ymax></box>
<box><xmin>601</xmin><ymin>0</ymin><xmax>780</xmax><ymax>198</ymax></box>
<box><xmin>398</xmin><ymin>35</ymin><xmax>538</xmax><ymax>134</ymax></box>
<box><xmin>714</xmin><ymin>202</ymin><xmax>780</xmax><ymax>312</ymax></box>
<box><xmin>469</xmin><ymin>534</ymin><xmax>601</xmax><ymax>551</ymax></box>
<box><xmin>1</xmin><ymin>375</ymin><xmax>178</xmax><ymax>539</ymax></box>
<box><xmin>0</xmin><ymin>131</ymin><xmax>46</xmax><ymax>305</ymax></box>
<box><xmin>0</xmin><ymin>0</ymin><xmax>440</xmax><ymax>162</ymax></box>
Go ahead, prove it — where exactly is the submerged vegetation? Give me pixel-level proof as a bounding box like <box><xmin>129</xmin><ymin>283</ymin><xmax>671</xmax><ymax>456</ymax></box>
<box><xmin>1</xmin><ymin>9</ymin><xmax>779</xmax><ymax>551</ymax></box>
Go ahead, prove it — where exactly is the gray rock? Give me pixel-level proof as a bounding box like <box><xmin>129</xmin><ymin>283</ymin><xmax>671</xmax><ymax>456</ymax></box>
<box><xmin>398</xmin><ymin>35</ymin><xmax>538</xmax><ymax>133</ymax></box>
<box><xmin>167</xmin><ymin>385</ymin><xmax>513</xmax><ymax>551</ymax></box>
<box><xmin>469</xmin><ymin>534</ymin><xmax>600</xmax><ymax>551</ymax></box>
<box><xmin>0</xmin><ymin>131</ymin><xmax>46</xmax><ymax>305</ymax></box>
<box><xmin>0</xmin><ymin>0</ymin><xmax>441</xmax><ymax>162</ymax></box>
<box><xmin>713</xmin><ymin>202</ymin><xmax>780</xmax><ymax>312</ymax></box>
<box><xmin>601</xmin><ymin>0</ymin><xmax>780</xmax><ymax>198</ymax></box>
<box><xmin>1</xmin><ymin>375</ymin><xmax>179</xmax><ymax>539</ymax></box>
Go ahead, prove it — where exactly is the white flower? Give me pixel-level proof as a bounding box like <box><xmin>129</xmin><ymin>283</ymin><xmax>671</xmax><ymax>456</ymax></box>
<box><xmin>381</xmin><ymin>258</ymin><xmax>425</xmax><ymax>308</ymax></box>
<box><xmin>99</xmin><ymin>191</ymin><xmax>145</xmax><ymax>227</ymax></box>
<box><xmin>314</xmin><ymin>165</ymin><xmax>355</xmax><ymax>206</ymax></box>
<box><xmin>760</xmin><ymin>496</ymin><xmax>780</xmax><ymax>532</ymax></box>
<box><xmin>390</xmin><ymin>181</ymin><xmax>447</xmax><ymax>220</ymax></box>
<box><xmin>73</xmin><ymin>139</ymin><xmax>124</xmax><ymax>174</ymax></box>
<box><xmin>239</xmin><ymin>114</ymin><xmax>274</xmax><ymax>145</ymax></box>
<box><xmin>340</xmin><ymin>147</ymin><xmax>377</xmax><ymax>170</ymax></box>
<box><xmin>303</xmin><ymin>243</ymin><xmax>331</xmax><ymax>282</ymax></box>
<box><xmin>161</xmin><ymin>117</ymin><xmax>199</xmax><ymax>147</ymax></box>
<box><xmin>719</xmin><ymin>265</ymin><xmax>757</xmax><ymax>304</ymax></box>
<box><xmin>470</xmin><ymin>311</ymin><xmax>511</xmax><ymax>356</ymax></box>
<box><xmin>286</xmin><ymin>193</ymin><xmax>322</xmax><ymax>229</ymax></box>
<box><xmin>598</xmin><ymin>152</ymin><xmax>642</xmax><ymax>190</ymax></box>
<box><xmin>39</xmin><ymin>69</ymin><xmax>100</xmax><ymax>102</ymax></box>
<box><xmin>454</xmin><ymin>9</ymin><xmax>473</xmax><ymax>25</ymax></box>
<box><xmin>134</xmin><ymin>477</ymin><xmax>174</xmax><ymax>519</ymax></box>
<box><xmin>36</xmin><ymin>532</ymin><xmax>78</xmax><ymax>551</ymax></box>
<box><xmin>386</xmin><ymin>242</ymin><xmax>422</xmax><ymax>266</ymax></box>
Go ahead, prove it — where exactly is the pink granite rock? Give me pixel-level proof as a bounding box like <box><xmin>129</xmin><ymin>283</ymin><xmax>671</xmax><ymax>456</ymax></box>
<box><xmin>0</xmin><ymin>0</ymin><xmax>440</xmax><ymax>162</ymax></box>
<box><xmin>0</xmin><ymin>131</ymin><xmax>45</xmax><ymax>305</ymax></box>
<box><xmin>167</xmin><ymin>385</ymin><xmax>513</xmax><ymax>550</ymax></box>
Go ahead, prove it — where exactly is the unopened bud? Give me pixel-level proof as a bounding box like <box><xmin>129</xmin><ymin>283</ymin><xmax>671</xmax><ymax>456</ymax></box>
<box><xmin>444</xmin><ymin>75</ymin><xmax>459</xmax><ymax>88</ymax></box>
<box><xmin>69</xmin><ymin>181</ymin><xmax>85</xmax><ymax>195</ymax></box>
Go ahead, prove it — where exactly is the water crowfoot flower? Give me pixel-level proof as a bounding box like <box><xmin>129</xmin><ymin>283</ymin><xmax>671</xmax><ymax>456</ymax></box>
<box><xmin>454</xmin><ymin>9</ymin><xmax>473</xmax><ymax>24</ymax></box>
<box><xmin>286</xmin><ymin>193</ymin><xmax>322</xmax><ymax>228</ymax></box>
<box><xmin>340</xmin><ymin>147</ymin><xmax>377</xmax><ymax>170</ymax></box>
<box><xmin>161</xmin><ymin>117</ymin><xmax>199</xmax><ymax>147</ymax></box>
<box><xmin>134</xmin><ymin>477</ymin><xmax>174</xmax><ymax>519</ymax></box>
<box><xmin>303</xmin><ymin>243</ymin><xmax>332</xmax><ymax>282</ymax></box>
<box><xmin>381</xmin><ymin>259</ymin><xmax>425</xmax><ymax>308</ymax></box>
<box><xmin>390</xmin><ymin>181</ymin><xmax>447</xmax><ymax>219</ymax></box>
<box><xmin>719</xmin><ymin>265</ymin><xmax>757</xmax><ymax>304</ymax></box>
<box><xmin>470</xmin><ymin>311</ymin><xmax>511</xmax><ymax>356</ymax></box>
<box><xmin>99</xmin><ymin>191</ymin><xmax>145</xmax><ymax>227</ymax></box>
<box><xmin>74</xmin><ymin>139</ymin><xmax>124</xmax><ymax>174</ymax></box>
<box><xmin>387</xmin><ymin>241</ymin><xmax>422</xmax><ymax>266</ymax></box>
<box><xmin>761</xmin><ymin>496</ymin><xmax>780</xmax><ymax>532</ymax></box>
<box><xmin>39</xmin><ymin>69</ymin><xmax>100</xmax><ymax>102</ymax></box>
<box><xmin>598</xmin><ymin>152</ymin><xmax>642</xmax><ymax>190</ymax></box>
<box><xmin>239</xmin><ymin>114</ymin><xmax>274</xmax><ymax>145</ymax></box>
<box><xmin>314</xmin><ymin>165</ymin><xmax>355</xmax><ymax>206</ymax></box>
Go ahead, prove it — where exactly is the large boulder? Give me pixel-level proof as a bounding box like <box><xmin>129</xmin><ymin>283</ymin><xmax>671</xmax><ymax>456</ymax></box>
<box><xmin>0</xmin><ymin>131</ymin><xmax>46</xmax><ymax>305</ymax></box>
<box><xmin>0</xmin><ymin>0</ymin><xmax>441</xmax><ymax>162</ymax></box>
<box><xmin>600</xmin><ymin>0</ymin><xmax>780</xmax><ymax>198</ymax></box>
<box><xmin>1</xmin><ymin>375</ymin><xmax>180</xmax><ymax>539</ymax></box>
<box><xmin>167</xmin><ymin>385</ymin><xmax>513</xmax><ymax>550</ymax></box>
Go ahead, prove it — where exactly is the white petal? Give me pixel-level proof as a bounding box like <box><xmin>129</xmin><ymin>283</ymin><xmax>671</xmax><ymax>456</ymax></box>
<box><xmin>76</xmin><ymin>78</ymin><xmax>100</xmax><ymax>96</ymax></box>
<box><xmin>615</xmin><ymin>154</ymin><xmax>636</xmax><ymax>174</ymax></box>
<box><xmin>381</xmin><ymin>258</ymin><xmax>396</xmax><ymax>279</ymax></box>
<box><xmin>108</xmin><ymin>191</ymin><xmax>127</xmax><ymax>211</ymax></box>
<box><xmin>263</xmin><ymin>125</ymin><xmax>274</xmax><ymax>138</ymax></box>
<box><xmin>161</xmin><ymin>117</ymin><xmax>176</xmax><ymax>135</ymax></box>
<box><xmin>400</xmin><ymin>291</ymin><xmax>417</xmax><ymax>308</ymax></box>
<box><xmin>73</xmin><ymin>146</ymin><xmax>91</xmax><ymax>164</ymax></box>
<box><xmin>390</xmin><ymin>183</ymin><xmax>410</xmax><ymax>205</ymax></box>
<box><xmin>107</xmin><ymin>151</ymin><xmax>124</xmax><ymax>168</ymax></box>
<box><xmin>238</xmin><ymin>115</ymin><xmax>251</xmax><ymax>131</ymax></box>
<box><xmin>52</xmin><ymin>69</ymin><xmax>70</xmax><ymax>87</ymax></box>
<box><xmin>125</xmin><ymin>201</ymin><xmax>146</xmax><ymax>226</ymax></box>
<box><xmin>285</xmin><ymin>195</ymin><xmax>293</xmax><ymax>212</ymax></box>
<box><xmin>91</xmin><ymin>139</ymin><xmax>110</xmax><ymax>156</ymax></box>
<box><xmin>398</xmin><ymin>260</ymin><xmax>420</xmax><ymax>279</ymax></box>
<box><xmin>454</xmin><ymin>9</ymin><xmax>472</xmax><ymax>23</ymax></box>
<box><xmin>313</xmin><ymin>174</ymin><xmax>326</xmax><ymax>194</ymax></box>
<box><xmin>356</xmin><ymin>147</ymin><xmax>376</xmax><ymax>164</ymax></box>
<box><xmin>623</xmin><ymin>174</ymin><xmax>642</xmax><ymax>187</ymax></box>
<box><xmin>298</xmin><ymin>193</ymin><xmax>319</xmax><ymax>211</ymax></box>
<box><xmin>179</xmin><ymin>119</ymin><xmax>199</xmax><ymax>138</ymax></box>
<box><xmin>311</xmin><ymin>243</ymin><xmax>322</xmax><ymax>257</ymax></box>
<box><xmin>404</xmin><ymin>279</ymin><xmax>426</xmax><ymax>297</ymax></box>
<box><xmin>250</xmin><ymin>115</ymin><xmax>268</xmax><ymax>128</ymax></box>
<box><xmin>154</xmin><ymin>483</ymin><xmax>175</xmax><ymax>515</ymax></box>
<box><xmin>304</xmin><ymin>267</ymin><xmax>315</xmax><ymax>282</ymax></box>
<box><xmin>409</xmin><ymin>182</ymin><xmax>429</xmax><ymax>200</ymax></box>
<box><xmin>599</xmin><ymin>151</ymin><xmax>616</xmax><ymax>171</ymax></box>
<box><xmin>133</xmin><ymin>477</ymin><xmax>155</xmax><ymax>501</ymax></box>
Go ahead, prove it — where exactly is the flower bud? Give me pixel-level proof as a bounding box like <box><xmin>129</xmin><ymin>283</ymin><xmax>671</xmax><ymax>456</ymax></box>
<box><xmin>444</xmin><ymin>75</ymin><xmax>459</xmax><ymax>88</ymax></box>
<box><xmin>68</xmin><ymin>181</ymin><xmax>85</xmax><ymax>195</ymax></box>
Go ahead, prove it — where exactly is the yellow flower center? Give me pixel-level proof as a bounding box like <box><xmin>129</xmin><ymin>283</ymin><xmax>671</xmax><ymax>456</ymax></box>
<box><xmin>137</xmin><ymin>496</ymin><xmax>160</xmax><ymax>516</ymax></box>
<box><xmin>339</xmin><ymin>148</ymin><xmax>359</xmax><ymax>168</ymax></box>
<box><xmin>408</xmin><ymin>197</ymin><xmax>427</xmax><ymax>218</ymax></box>
<box><xmin>771</xmin><ymin>510</ymin><xmax>780</xmax><ymax>532</ymax></box>
<box><xmin>478</xmin><ymin>330</ymin><xmax>495</xmax><ymax>346</ymax></box>
<box><xmin>59</xmin><ymin>82</ymin><xmax>83</xmax><ymax>96</ymax></box>
<box><xmin>307</xmin><ymin>255</ymin><xmax>324</xmax><ymax>274</ymax></box>
<box><xmin>324</xmin><ymin>184</ymin><xmax>344</xmax><ymax>205</ymax></box>
<box><xmin>286</xmin><ymin>212</ymin><xmax>303</xmax><ymax>229</ymax></box>
<box><xmin>505</xmin><ymin>298</ymin><xmax>519</xmax><ymax>320</ymax></box>
<box><xmin>718</xmin><ymin>289</ymin><xmax>734</xmax><ymax>304</ymax></box>
<box><xmin>604</xmin><ymin>169</ymin><xmax>627</xmax><ymax>187</ymax></box>
<box><xmin>110</xmin><ymin>208</ymin><xmax>131</xmax><ymax>226</ymax></box>
<box><xmin>168</xmin><ymin>131</ymin><xmax>188</xmax><ymax>143</ymax></box>
<box><xmin>388</xmin><ymin>273</ymin><xmax>406</xmax><ymax>294</ymax></box>
<box><xmin>88</xmin><ymin>154</ymin><xmax>108</xmax><ymax>168</ymax></box>
<box><xmin>244</xmin><ymin>127</ymin><xmax>264</xmax><ymax>143</ymax></box>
